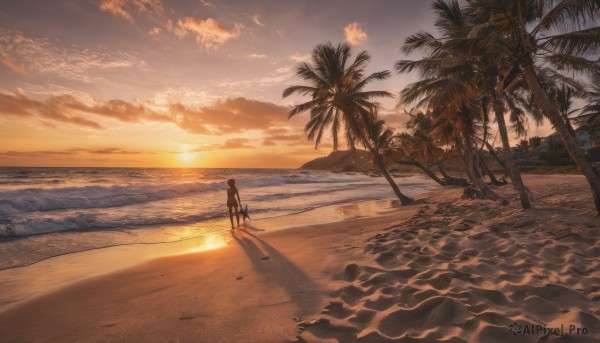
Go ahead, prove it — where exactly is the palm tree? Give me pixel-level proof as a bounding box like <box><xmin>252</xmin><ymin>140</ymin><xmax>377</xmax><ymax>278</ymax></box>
<box><xmin>550</xmin><ymin>84</ymin><xmax>580</xmax><ymax>137</ymax></box>
<box><xmin>576</xmin><ymin>74</ymin><xmax>600</xmax><ymax>129</ymax></box>
<box><xmin>465</xmin><ymin>0</ymin><xmax>600</xmax><ymax>214</ymax></box>
<box><xmin>282</xmin><ymin>42</ymin><xmax>414</xmax><ymax>205</ymax></box>
<box><xmin>397</xmin><ymin>1</ymin><xmax>513</xmax><ymax>203</ymax></box>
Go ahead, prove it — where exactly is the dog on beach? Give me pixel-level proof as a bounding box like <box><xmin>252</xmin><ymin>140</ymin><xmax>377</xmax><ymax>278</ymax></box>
<box><xmin>240</xmin><ymin>204</ymin><xmax>250</xmax><ymax>222</ymax></box>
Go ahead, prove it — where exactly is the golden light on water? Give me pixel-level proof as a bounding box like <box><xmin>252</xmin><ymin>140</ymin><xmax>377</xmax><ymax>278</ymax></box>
<box><xmin>188</xmin><ymin>233</ymin><xmax>230</xmax><ymax>253</ymax></box>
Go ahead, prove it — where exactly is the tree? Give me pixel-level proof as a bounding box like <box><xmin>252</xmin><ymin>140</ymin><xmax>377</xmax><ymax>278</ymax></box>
<box><xmin>576</xmin><ymin>74</ymin><xmax>600</xmax><ymax>130</ymax></box>
<box><xmin>465</xmin><ymin>0</ymin><xmax>600</xmax><ymax>214</ymax></box>
<box><xmin>282</xmin><ymin>42</ymin><xmax>414</xmax><ymax>205</ymax></box>
<box><xmin>397</xmin><ymin>1</ymin><xmax>514</xmax><ymax>203</ymax></box>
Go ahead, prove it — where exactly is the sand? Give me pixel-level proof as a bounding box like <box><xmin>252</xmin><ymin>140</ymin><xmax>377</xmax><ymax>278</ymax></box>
<box><xmin>0</xmin><ymin>175</ymin><xmax>599</xmax><ymax>342</ymax></box>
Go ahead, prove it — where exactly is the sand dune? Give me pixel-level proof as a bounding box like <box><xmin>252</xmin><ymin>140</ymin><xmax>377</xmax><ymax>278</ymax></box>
<box><xmin>297</xmin><ymin>175</ymin><xmax>600</xmax><ymax>342</ymax></box>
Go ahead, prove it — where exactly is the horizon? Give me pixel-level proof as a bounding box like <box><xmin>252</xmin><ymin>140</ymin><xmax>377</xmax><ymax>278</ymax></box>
<box><xmin>0</xmin><ymin>0</ymin><xmax>556</xmax><ymax>168</ymax></box>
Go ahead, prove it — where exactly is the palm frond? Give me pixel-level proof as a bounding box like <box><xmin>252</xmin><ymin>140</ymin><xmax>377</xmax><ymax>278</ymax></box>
<box><xmin>282</xmin><ymin>85</ymin><xmax>318</xmax><ymax>98</ymax></box>
<box><xmin>540</xmin><ymin>27</ymin><xmax>600</xmax><ymax>55</ymax></box>
<box><xmin>402</xmin><ymin>31</ymin><xmax>443</xmax><ymax>54</ymax></box>
<box><xmin>543</xmin><ymin>53</ymin><xmax>600</xmax><ymax>76</ymax></box>
<box><xmin>533</xmin><ymin>0</ymin><xmax>600</xmax><ymax>35</ymax></box>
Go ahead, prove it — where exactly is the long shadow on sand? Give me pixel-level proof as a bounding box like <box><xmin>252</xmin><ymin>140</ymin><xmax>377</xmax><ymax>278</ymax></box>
<box><xmin>232</xmin><ymin>229</ymin><xmax>321</xmax><ymax>315</ymax></box>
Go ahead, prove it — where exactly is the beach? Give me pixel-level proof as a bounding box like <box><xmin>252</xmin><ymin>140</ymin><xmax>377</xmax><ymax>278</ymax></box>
<box><xmin>0</xmin><ymin>174</ymin><xmax>598</xmax><ymax>342</ymax></box>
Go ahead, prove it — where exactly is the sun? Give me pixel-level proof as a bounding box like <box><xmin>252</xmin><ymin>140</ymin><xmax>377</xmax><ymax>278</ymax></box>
<box><xmin>179</xmin><ymin>152</ymin><xmax>195</xmax><ymax>162</ymax></box>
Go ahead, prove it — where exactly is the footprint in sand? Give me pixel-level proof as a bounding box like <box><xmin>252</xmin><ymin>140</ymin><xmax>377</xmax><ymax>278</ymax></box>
<box><xmin>179</xmin><ymin>316</ymin><xmax>194</xmax><ymax>321</ymax></box>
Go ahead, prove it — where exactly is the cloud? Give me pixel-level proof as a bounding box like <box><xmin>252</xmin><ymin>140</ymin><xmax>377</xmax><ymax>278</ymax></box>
<box><xmin>173</xmin><ymin>17</ymin><xmax>242</xmax><ymax>49</ymax></box>
<box><xmin>289</xmin><ymin>53</ymin><xmax>310</xmax><ymax>63</ymax></box>
<box><xmin>148</xmin><ymin>27</ymin><xmax>161</xmax><ymax>38</ymax></box>
<box><xmin>1</xmin><ymin>57</ymin><xmax>26</xmax><ymax>75</ymax></box>
<box><xmin>0</xmin><ymin>148</ymin><xmax>146</xmax><ymax>158</ymax></box>
<box><xmin>1</xmin><ymin>89</ymin><xmax>304</xmax><ymax>136</ymax></box>
<box><xmin>379</xmin><ymin>111</ymin><xmax>409</xmax><ymax>132</ymax></box>
<box><xmin>0</xmin><ymin>90</ymin><xmax>103</xmax><ymax>129</ymax></box>
<box><xmin>217</xmin><ymin>67</ymin><xmax>293</xmax><ymax>95</ymax></box>
<box><xmin>0</xmin><ymin>150</ymin><xmax>73</xmax><ymax>157</ymax></box>
<box><xmin>0</xmin><ymin>89</ymin><xmax>171</xmax><ymax>129</ymax></box>
<box><xmin>0</xmin><ymin>29</ymin><xmax>145</xmax><ymax>83</ymax></box>
<box><xmin>247</xmin><ymin>53</ymin><xmax>266</xmax><ymax>59</ymax></box>
<box><xmin>200</xmin><ymin>0</ymin><xmax>215</xmax><ymax>8</ymax></box>
<box><xmin>88</xmin><ymin>148</ymin><xmax>144</xmax><ymax>154</ymax></box>
<box><xmin>252</xmin><ymin>14</ymin><xmax>264</xmax><ymax>27</ymax></box>
<box><xmin>99</xmin><ymin>0</ymin><xmax>163</xmax><ymax>22</ymax></box>
<box><xmin>261</xmin><ymin>127</ymin><xmax>306</xmax><ymax>146</ymax></box>
<box><xmin>344</xmin><ymin>22</ymin><xmax>367</xmax><ymax>45</ymax></box>
<box><xmin>222</xmin><ymin>138</ymin><xmax>254</xmax><ymax>149</ymax></box>
<box><xmin>170</xmin><ymin>97</ymin><xmax>291</xmax><ymax>134</ymax></box>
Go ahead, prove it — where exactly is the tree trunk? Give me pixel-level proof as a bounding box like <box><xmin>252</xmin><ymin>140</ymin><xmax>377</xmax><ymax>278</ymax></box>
<box><xmin>563</xmin><ymin>114</ymin><xmax>577</xmax><ymax>137</ymax></box>
<box><xmin>477</xmin><ymin>150</ymin><xmax>507</xmax><ymax>186</ymax></box>
<box><xmin>394</xmin><ymin>159</ymin><xmax>446</xmax><ymax>186</ymax></box>
<box><xmin>436</xmin><ymin>163</ymin><xmax>470</xmax><ymax>186</ymax></box>
<box><xmin>492</xmin><ymin>92</ymin><xmax>532</xmax><ymax>209</ymax></box>
<box><xmin>483</xmin><ymin>141</ymin><xmax>507</xmax><ymax>170</ymax></box>
<box><xmin>457</xmin><ymin>137</ymin><xmax>504</xmax><ymax>202</ymax></box>
<box><xmin>522</xmin><ymin>65</ymin><xmax>600</xmax><ymax>214</ymax></box>
<box><xmin>366</xmin><ymin>144</ymin><xmax>414</xmax><ymax>205</ymax></box>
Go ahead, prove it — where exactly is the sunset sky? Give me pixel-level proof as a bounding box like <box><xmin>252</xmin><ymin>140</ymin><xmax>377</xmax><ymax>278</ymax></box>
<box><xmin>0</xmin><ymin>0</ymin><xmax>554</xmax><ymax>168</ymax></box>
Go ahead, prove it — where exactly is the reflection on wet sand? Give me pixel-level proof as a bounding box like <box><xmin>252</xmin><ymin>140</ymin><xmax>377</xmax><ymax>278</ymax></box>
<box><xmin>186</xmin><ymin>232</ymin><xmax>232</xmax><ymax>253</ymax></box>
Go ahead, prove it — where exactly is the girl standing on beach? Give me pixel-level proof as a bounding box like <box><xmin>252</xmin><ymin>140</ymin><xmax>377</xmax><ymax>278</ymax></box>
<box><xmin>226</xmin><ymin>179</ymin><xmax>242</xmax><ymax>230</ymax></box>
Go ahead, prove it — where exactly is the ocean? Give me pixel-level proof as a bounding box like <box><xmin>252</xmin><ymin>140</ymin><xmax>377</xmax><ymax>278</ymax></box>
<box><xmin>0</xmin><ymin>167</ymin><xmax>438</xmax><ymax>268</ymax></box>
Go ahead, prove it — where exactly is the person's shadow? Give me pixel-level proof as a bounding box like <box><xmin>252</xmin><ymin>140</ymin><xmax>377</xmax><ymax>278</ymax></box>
<box><xmin>232</xmin><ymin>229</ymin><xmax>321</xmax><ymax>315</ymax></box>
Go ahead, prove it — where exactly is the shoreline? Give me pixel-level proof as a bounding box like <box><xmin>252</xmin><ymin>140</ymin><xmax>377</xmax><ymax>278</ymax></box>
<box><xmin>0</xmin><ymin>171</ymin><xmax>435</xmax><ymax>270</ymax></box>
<box><xmin>0</xmin><ymin>201</ymin><xmax>424</xmax><ymax>342</ymax></box>
<box><xmin>0</xmin><ymin>196</ymin><xmax>421</xmax><ymax>314</ymax></box>
<box><xmin>0</xmin><ymin>174</ymin><xmax>598</xmax><ymax>342</ymax></box>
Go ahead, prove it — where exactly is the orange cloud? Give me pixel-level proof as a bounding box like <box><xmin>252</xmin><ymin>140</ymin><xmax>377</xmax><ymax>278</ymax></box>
<box><xmin>262</xmin><ymin>127</ymin><xmax>306</xmax><ymax>146</ymax></box>
<box><xmin>222</xmin><ymin>138</ymin><xmax>254</xmax><ymax>149</ymax></box>
<box><xmin>170</xmin><ymin>97</ymin><xmax>292</xmax><ymax>134</ymax></box>
<box><xmin>148</xmin><ymin>27</ymin><xmax>161</xmax><ymax>38</ymax></box>
<box><xmin>0</xmin><ymin>90</ymin><xmax>102</xmax><ymax>129</ymax></box>
<box><xmin>0</xmin><ymin>90</ymin><xmax>170</xmax><ymax>129</ymax></box>
<box><xmin>173</xmin><ymin>17</ymin><xmax>242</xmax><ymax>49</ymax></box>
<box><xmin>88</xmin><ymin>148</ymin><xmax>145</xmax><ymax>154</ymax></box>
<box><xmin>344</xmin><ymin>22</ymin><xmax>368</xmax><ymax>45</ymax></box>
<box><xmin>99</xmin><ymin>0</ymin><xmax>163</xmax><ymax>22</ymax></box>
<box><xmin>1</xmin><ymin>58</ymin><xmax>27</xmax><ymax>75</ymax></box>
<box><xmin>0</xmin><ymin>89</ymin><xmax>304</xmax><ymax>136</ymax></box>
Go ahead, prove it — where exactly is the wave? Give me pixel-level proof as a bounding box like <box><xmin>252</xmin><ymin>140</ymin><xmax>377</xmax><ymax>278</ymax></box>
<box><xmin>0</xmin><ymin>174</ymin><xmax>363</xmax><ymax>215</ymax></box>
<box><xmin>1</xmin><ymin>210</ymin><xmax>231</xmax><ymax>237</ymax></box>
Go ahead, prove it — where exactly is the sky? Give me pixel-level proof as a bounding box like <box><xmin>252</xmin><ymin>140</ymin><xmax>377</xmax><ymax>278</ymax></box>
<box><xmin>0</xmin><ymin>0</ymin><xmax>554</xmax><ymax>168</ymax></box>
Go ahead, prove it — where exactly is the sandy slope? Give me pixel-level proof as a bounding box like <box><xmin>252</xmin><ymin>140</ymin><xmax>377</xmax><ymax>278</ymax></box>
<box><xmin>297</xmin><ymin>175</ymin><xmax>600</xmax><ymax>342</ymax></box>
<box><xmin>0</xmin><ymin>175</ymin><xmax>598</xmax><ymax>343</ymax></box>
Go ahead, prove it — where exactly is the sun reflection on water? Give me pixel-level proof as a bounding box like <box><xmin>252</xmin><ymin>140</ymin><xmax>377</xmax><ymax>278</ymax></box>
<box><xmin>187</xmin><ymin>232</ymin><xmax>232</xmax><ymax>253</ymax></box>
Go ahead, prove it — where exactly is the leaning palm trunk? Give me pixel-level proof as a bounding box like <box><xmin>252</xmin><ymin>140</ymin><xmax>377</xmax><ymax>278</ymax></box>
<box><xmin>522</xmin><ymin>65</ymin><xmax>600</xmax><ymax>214</ymax></box>
<box><xmin>365</xmin><ymin>143</ymin><xmax>414</xmax><ymax>205</ymax></box>
<box><xmin>483</xmin><ymin>141</ymin><xmax>507</xmax><ymax>170</ymax></box>
<box><xmin>492</xmin><ymin>92</ymin><xmax>532</xmax><ymax>209</ymax></box>
<box><xmin>459</xmin><ymin>138</ymin><xmax>504</xmax><ymax>202</ymax></box>
<box><xmin>436</xmin><ymin>163</ymin><xmax>469</xmax><ymax>186</ymax></box>
<box><xmin>394</xmin><ymin>159</ymin><xmax>446</xmax><ymax>186</ymax></box>
<box><xmin>478</xmin><ymin>153</ymin><xmax>507</xmax><ymax>186</ymax></box>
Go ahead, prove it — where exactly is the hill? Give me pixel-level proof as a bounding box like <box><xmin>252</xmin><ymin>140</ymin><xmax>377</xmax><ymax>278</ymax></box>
<box><xmin>299</xmin><ymin>149</ymin><xmax>375</xmax><ymax>172</ymax></box>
